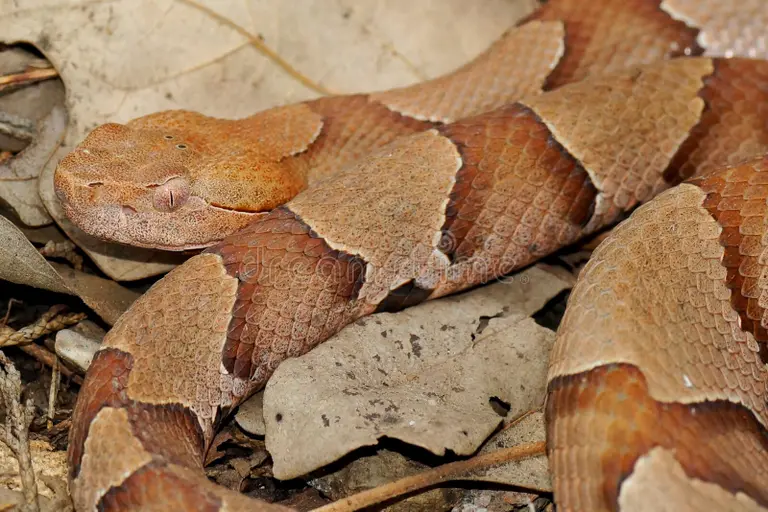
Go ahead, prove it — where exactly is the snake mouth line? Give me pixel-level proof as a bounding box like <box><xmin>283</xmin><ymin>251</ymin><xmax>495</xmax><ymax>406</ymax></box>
<box><xmin>207</xmin><ymin>202</ymin><xmax>266</xmax><ymax>214</ymax></box>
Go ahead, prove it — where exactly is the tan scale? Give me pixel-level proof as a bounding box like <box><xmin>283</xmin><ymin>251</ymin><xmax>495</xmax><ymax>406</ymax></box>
<box><xmin>549</xmin><ymin>182</ymin><xmax>767</xmax><ymax>417</ymax></box>
<box><xmin>521</xmin><ymin>58</ymin><xmax>712</xmax><ymax>232</ymax></box>
<box><xmin>528</xmin><ymin>0</ymin><xmax>702</xmax><ymax>89</ymax></box>
<box><xmin>662</xmin><ymin>0</ymin><xmax>768</xmax><ymax>59</ymax></box>
<box><xmin>75</xmin><ymin>407</ymin><xmax>153</xmax><ymax>511</ymax></box>
<box><xmin>103</xmin><ymin>253</ymin><xmax>244</xmax><ymax>419</ymax></box>
<box><xmin>428</xmin><ymin>104</ymin><xmax>597</xmax><ymax>297</ymax></box>
<box><xmin>618</xmin><ymin>448</ymin><xmax>767</xmax><ymax>512</ymax></box>
<box><xmin>287</xmin><ymin>130</ymin><xmax>460</xmax><ymax>304</ymax></box>
<box><xmin>370</xmin><ymin>20</ymin><xmax>565</xmax><ymax>123</ymax></box>
<box><xmin>546</xmin><ymin>362</ymin><xmax>768</xmax><ymax>511</ymax></box>
<box><xmin>664</xmin><ymin>59</ymin><xmax>768</xmax><ymax>184</ymax></box>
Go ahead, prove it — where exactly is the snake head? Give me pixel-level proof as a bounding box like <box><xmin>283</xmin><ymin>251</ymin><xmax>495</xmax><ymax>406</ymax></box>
<box><xmin>54</xmin><ymin>108</ymin><xmax>319</xmax><ymax>251</ymax></box>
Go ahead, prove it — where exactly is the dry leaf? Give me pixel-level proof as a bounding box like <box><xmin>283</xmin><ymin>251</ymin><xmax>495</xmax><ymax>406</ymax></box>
<box><xmin>0</xmin><ymin>48</ymin><xmax>63</xmax><ymax>152</ymax></box>
<box><xmin>0</xmin><ymin>215</ymin><xmax>139</xmax><ymax>325</ymax></box>
<box><xmin>263</xmin><ymin>264</ymin><xmax>573</xmax><ymax>480</ymax></box>
<box><xmin>465</xmin><ymin>411</ymin><xmax>550</xmax><ymax>492</ymax></box>
<box><xmin>0</xmin><ymin>47</ymin><xmax>66</xmax><ymax>227</ymax></box>
<box><xmin>54</xmin><ymin>329</ymin><xmax>100</xmax><ymax>373</ymax></box>
<box><xmin>235</xmin><ymin>391</ymin><xmax>266</xmax><ymax>437</ymax></box>
<box><xmin>0</xmin><ymin>106</ymin><xmax>66</xmax><ymax>226</ymax></box>
<box><xmin>1</xmin><ymin>0</ymin><xmax>535</xmax><ymax>280</ymax></box>
<box><xmin>14</xmin><ymin>222</ymin><xmax>68</xmax><ymax>245</ymax></box>
<box><xmin>311</xmin><ymin>449</ymin><xmax>463</xmax><ymax>512</ymax></box>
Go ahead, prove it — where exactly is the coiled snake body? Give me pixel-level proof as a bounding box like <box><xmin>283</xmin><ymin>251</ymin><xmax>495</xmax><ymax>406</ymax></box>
<box><xmin>53</xmin><ymin>0</ymin><xmax>768</xmax><ymax>510</ymax></box>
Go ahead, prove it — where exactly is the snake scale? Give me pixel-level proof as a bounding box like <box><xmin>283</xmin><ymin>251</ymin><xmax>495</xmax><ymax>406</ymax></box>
<box><xmin>52</xmin><ymin>0</ymin><xmax>768</xmax><ymax>510</ymax></box>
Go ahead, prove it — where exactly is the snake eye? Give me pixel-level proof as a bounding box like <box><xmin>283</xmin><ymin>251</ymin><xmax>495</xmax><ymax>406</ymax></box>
<box><xmin>152</xmin><ymin>177</ymin><xmax>190</xmax><ymax>212</ymax></box>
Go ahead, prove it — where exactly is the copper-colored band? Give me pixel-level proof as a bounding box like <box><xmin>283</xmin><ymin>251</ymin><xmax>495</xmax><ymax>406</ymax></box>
<box><xmin>689</xmin><ymin>156</ymin><xmax>768</xmax><ymax>364</ymax></box>
<box><xmin>212</xmin><ymin>207</ymin><xmax>367</xmax><ymax>382</ymax></box>
<box><xmin>664</xmin><ymin>59</ymin><xmax>768</xmax><ymax>185</ymax></box>
<box><xmin>437</xmin><ymin>103</ymin><xmax>597</xmax><ymax>263</ymax></box>
<box><xmin>97</xmin><ymin>461</ymin><xmax>223</xmax><ymax>511</ymax></box>
<box><xmin>547</xmin><ymin>363</ymin><xmax>768</xmax><ymax>511</ymax></box>
<box><xmin>527</xmin><ymin>0</ymin><xmax>702</xmax><ymax>89</ymax></box>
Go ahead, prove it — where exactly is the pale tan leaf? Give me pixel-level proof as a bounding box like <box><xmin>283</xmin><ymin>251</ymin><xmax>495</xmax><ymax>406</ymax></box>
<box><xmin>54</xmin><ymin>329</ymin><xmax>100</xmax><ymax>373</ymax></box>
<box><xmin>0</xmin><ymin>47</ymin><xmax>66</xmax><ymax>226</ymax></box>
<box><xmin>0</xmin><ymin>215</ymin><xmax>139</xmax><ymax>325</ymax></box>
<box><xmin>1</xmin><ymin>0</ymin><xmax>536</xmax><ymax>280</ymax></box>
<box><xmin>235</xmin><ymin>391</ymin><xmax>266</xmax><ymax>437</ymax></box>
<box><xmin>263</xmin><ymin>265</ymin><xmax>573</xmax><ymax>480</ymax></box>
<box><xmin>0</xmin><ymin>106</ymin><xmax>67</xmax><ymax>226</ymax></box>
<box><xmin>465</xmin><ymin>411</ymin><xmax>551</xmax><ymax>492</ymax></box>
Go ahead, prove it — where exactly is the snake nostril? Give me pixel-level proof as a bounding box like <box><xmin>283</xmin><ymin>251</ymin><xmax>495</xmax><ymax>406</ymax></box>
<box><xmin>87</xmin><ymin>182</ymin><xmax>104</xmax><ymax>188</ymax></box>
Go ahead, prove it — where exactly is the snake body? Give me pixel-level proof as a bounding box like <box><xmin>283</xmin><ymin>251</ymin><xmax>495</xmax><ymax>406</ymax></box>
<box><xmin>53</xmin><ymin>0</ymin><xmax>768</xmax><ymax>510</ymax></box>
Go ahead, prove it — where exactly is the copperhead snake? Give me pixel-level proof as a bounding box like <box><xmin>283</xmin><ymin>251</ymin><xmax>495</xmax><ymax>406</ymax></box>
<box><xmin>51</xmin><ymin>0</ymin><xmax>768</xmax><ymax>510</ymax></box>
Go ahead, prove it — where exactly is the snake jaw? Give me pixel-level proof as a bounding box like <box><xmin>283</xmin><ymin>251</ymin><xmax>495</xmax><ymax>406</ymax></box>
<box><xmin>54</xmin><ymin>130</ymin><xmax>262</xmax><ymax>251</ymax></box>
<box><xmin>57</xmin><ymin>177</ymin><xmax>259</xmax><ymax>251</ymax></box>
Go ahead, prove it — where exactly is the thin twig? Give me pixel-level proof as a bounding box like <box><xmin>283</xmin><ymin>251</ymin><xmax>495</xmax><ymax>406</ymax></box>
<box><xmin>47</xmin><ymin>357</ymin><xmax>60</xmax><ymax>429</ymax></box>
<box><xmin>313</xmin><ymin>441</ymin><xmax>546</xmax><ymax>512</ymax></box>
<box><xmin>0</xmin><ymin>305</ymin><xmax>86</xmax><ymax>348</ymax></box>
<box><xmin>2</xmin><ymin>299</ymin><xmax>21</xmax><ymax>326</ymax></box>
<box><xmin>18</xmin><ymin>343</ymin><xmax>83</xmax><ymax>386</ymax></box>
<box><xmin>0</xmin><ymin>352</ymin><xmax>40</xmax><ymax>512</ymax></box>
<box><xmin>38</xmin><ymin>240</ymin><xmax>84</xmax><ymax>271</ymax></box>
<box><xmin>0</xmin><ymin>67</ymin><xmax>58</xmax><ymax>92</ymax></box>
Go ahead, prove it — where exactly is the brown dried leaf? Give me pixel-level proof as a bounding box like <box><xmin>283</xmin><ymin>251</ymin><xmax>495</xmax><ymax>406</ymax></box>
<box><xmin>0</xmin><ymin>106</ymin><xmax>66</xmax><ymax>227</ymax></box>
<box><xmin>1</xmin><ymin>0</ymin><xmax>536</xmax><ymax>280</ymax></box>
<box><xmin>0</xmin><ymin>47</ymin><xmax>66</xmax><ymax>227</ymax></box>
<box><xmin>263</xmin><ymin>264</ymin><xmax>574</xmax><ymax>480</ymax></box>
<box><xmin>0</xmin><ymin>215</ymin><xmax>139</xmax><ymax>325</ymax></box>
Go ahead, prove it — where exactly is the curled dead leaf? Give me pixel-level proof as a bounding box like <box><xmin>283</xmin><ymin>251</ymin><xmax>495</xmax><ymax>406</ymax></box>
<box><xmin>0</xmin><ymin>106</ymin><xmax>66</xmax><ymax>227</ymax></box>
<box><xmin>0</xmin><ymin>46</ymin><xmax>66</xmax><ymax>227</ymax></box>
<box><xmin>0</xmin><ymin>215</ymin><xmax>139</xmax><ymax>325</ymax></box>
